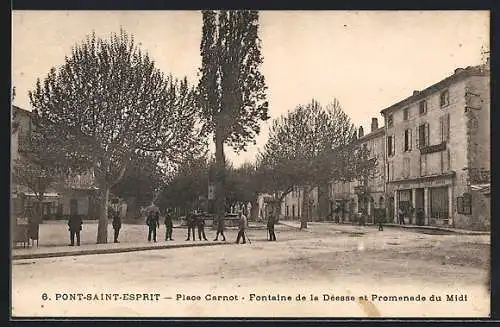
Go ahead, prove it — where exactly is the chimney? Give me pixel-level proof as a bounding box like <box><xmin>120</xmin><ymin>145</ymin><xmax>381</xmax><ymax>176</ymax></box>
<box><xmin>371</xmin><ymin>118</ymin><xmax>378</xmax><ymax>132</ymax></box>
<box><xmin>358</xmin><ymin>126</ymin><xmax>364</xmax><ymax>138</ymax></box>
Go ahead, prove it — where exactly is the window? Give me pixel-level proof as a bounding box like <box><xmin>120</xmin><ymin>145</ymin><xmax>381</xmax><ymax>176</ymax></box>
<box><xmin>417</xmin><ymin>123</ymin><xmax>429</xmax><ymax>148</ymax></box>
<box><xmin>441</xmin><ymin>149</ymin><xmax>450</xmax><ymax>172</ymax></box>
<box><xmin>419</xmin><ymin>154</ymin><xmax>427</xmax><ymax>176</ymax></box>
<box><xmin>419</xmin><ymin>100</ymin><xmax>427</xmax><ymax>115</ymax></box>
<box><xmin>387</xmin><ymin>113</ymin><xmax>393</xmax><ymax>127</ymax></box>
<box><xmin>403</xmin><ymin>108</ymin><xmax>409</xmax><ymax>121</ymax></box>
<box><xmin>387</xmin><ymin>135</ymin><xmax>394</xmax><ymax>156</ymax></box>
<box><xmin>457</xmin><ymin>193</ymin><xmax>472</xmax><ymax>215</ymax></box>
<box><xmin>440</xmin><ymin>89</ymin><xmax>450</xmax><ymax>107</ymax></box>
<box><xmin>403</xmin><ymin>157</ymin><xmax>410</xmax><ymax>178</ymax></box>
<box><xmin>404</xmin><ymin>129</ymin><xmax>412</xmax><ymax>152</ymax></box>
<box><xmin>440</xmin><ymin>113</ymin><xmax>450</xmax><ymax>142</ymax></box>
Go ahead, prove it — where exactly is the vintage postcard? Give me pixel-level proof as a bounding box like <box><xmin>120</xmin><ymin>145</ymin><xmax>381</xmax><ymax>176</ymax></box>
<box><xmin>11</xmin><ymin>10</ymin><xmax>490</xmax><ymax>318</ymax></box>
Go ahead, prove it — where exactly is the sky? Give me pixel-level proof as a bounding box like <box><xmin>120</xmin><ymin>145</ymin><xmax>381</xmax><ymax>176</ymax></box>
<box><xmin>12</xmin><ymin>10</ymin><xmax>489</xmax><ymax>167</ymax></box>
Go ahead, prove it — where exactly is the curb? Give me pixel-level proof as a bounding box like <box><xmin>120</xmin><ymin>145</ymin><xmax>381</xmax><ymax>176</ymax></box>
<box><xmin>12</xmin><ymin>241</ymin><xmax>231</xmax><ymax>260</ymax></box>
<box><xmin>383</xmin><ymin>224</ymin><xmax>490</xmax><ymax>235</ymax></box>
<box><xmin>278</xmin><ymin>221</ymin><xmax>489</xmax><ymax>236</ymax></box>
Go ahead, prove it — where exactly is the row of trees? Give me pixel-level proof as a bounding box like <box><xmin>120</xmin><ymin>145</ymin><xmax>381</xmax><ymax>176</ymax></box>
<box><xmin>13</xmin><ymin>10</ymin><xmax>376</xmax><ymax>243</ymax></box>
<box><xmin>158</xmin><ymin>98</ymin><xmax>377</xmax><ymax>229</ymax></box>
<box><xmin>13</xmin><ymin>11</ymin><xmax>269</xmax><ymax>244</ymax></box>
<box><xmin>157</xmin><ymin>158</ymin><xmax>260</xmax><ymax>216</ymax></box>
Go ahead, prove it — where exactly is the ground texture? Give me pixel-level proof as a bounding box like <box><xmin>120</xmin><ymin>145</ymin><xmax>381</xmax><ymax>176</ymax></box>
<box><xmin>12</xmin><ymin>222</ymin><xmax>490</xmax><ymax>318</ymax></box>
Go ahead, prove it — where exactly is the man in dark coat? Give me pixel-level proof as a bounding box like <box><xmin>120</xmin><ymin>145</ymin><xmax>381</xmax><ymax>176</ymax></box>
<box><xmin>185</xmin><ymin>211</ymin><xmax>196</xmax><ymax>241</ymax></box>
<box><xmin>334</xmin><ymin>205</ymin><xmax>341</xmax><ymax>223</ymax></box>
<box><xmin>267</xmin><ymin>211</ymin><xmax>277</xmax><ymax>241</ymax></box>
<box><xmin>213</xmin><ymin>214</ymin><xmax>226</xmax><ymax>241</ymax></box>
<box><xmin>398</xmin><ymin>207</ymin><xmax>405</xmax><ymax>225</ymax></box>
<box><xmin>164</xmin><ymin>209</ymin><xmax>174</xmax><ymax>241</ymax></box>
<box><xmin>112</xmin><ymin>209</ymin><xmax>122</xmax><ymax>243</ymax></box>
<box><xmin>196</xmin><ymin>213</ymin><xmax>208</xmax><ymax>241</ymax></box>
<box><xmin>68</xmin><ymin>214</ymin><xmax>83</xmax><ymax>246</ymax></box>
<box><xmin>235</xmin><ymin>210</ymin><xmax>247</xmax><ymax>244</ymax></box>
<box><xmin>147</xmin><ymin>211</ymin><xmax>160</xmax><ymax>242</ymax></box>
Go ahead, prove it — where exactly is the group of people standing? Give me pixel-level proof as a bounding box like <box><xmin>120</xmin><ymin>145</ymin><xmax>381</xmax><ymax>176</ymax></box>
<box><xmin>67</xmin><ymin>206</ymin><xmax>279</xmax><ymax>246</ymax></box>
<box><xmin>145</xmin><ymin>209</ymin><xmax>174</xmax><ymax>242</ymax></box>
<box><xmin>146</xmin><ymin>209</ymin><xmax>279</xmax><ymax>244</ymax></box>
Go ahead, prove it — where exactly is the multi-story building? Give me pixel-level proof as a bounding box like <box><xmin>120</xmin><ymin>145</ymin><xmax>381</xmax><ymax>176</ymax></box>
<box><xmin>380</xmin><ymin>64</ymin><xmax>490</xmax><ymax>229</ymax></box>
<box><xmin>11</xmin><ymin>106</ymin><xmax>61</xmax><ymax>218</ymax></box>
<box><xmin>11</xmin><ymin>105</ymin><xmax>100</xmax><ymax>221</ymax></box>
<box><xmin>331</xmin><ymin>118</ymin><xmax>386</xmax><ymax>223</ymax></box>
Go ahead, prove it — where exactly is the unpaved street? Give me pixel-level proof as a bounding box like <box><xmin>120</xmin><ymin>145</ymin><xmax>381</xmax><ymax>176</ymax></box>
<box><xmin>12</xmin><ymin>225</ymin><xmax>490</xmax><ymax>318</ymax></box>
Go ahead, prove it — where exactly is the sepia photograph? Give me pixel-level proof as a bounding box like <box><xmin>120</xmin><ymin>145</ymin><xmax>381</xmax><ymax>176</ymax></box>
<box><xmin>11</xmin><ymin>10</ymin><xmax>490</xmax><ymax>318</ymax></box>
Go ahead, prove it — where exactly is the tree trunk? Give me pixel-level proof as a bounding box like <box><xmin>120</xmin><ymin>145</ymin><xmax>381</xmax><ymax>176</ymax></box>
<box><xmin>215</xmin><ymin>128</ymin><xmax>226</xmax><ymax>220</ymax></box>
<box><xmin>97</xmin><ymin>186</ymin><xmax>109</xmax><ymax>244</ymax></box>
<box><xmin>300</xmin><ymin>187</ymin><xmax>309</xmax><ymax>229</ymax></box>
<box><xmin>35</xmin><ymin>197</ymin><xmax>43</xmax><ymax>224</ymax></box>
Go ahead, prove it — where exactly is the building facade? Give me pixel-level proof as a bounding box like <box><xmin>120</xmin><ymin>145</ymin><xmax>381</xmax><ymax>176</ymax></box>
<box><xmin>330</xmin><ymin>118</ymin><xmax>386</xmax><ymax>223</ymax></box>
<box><xmin>11</xmin><ymin>106</ymin><xmax>61</xmax><ymax>219</ymax></box>
<box><xmin>381</xmin><ymin>65</ymin><xmax>490</xmax><ymax>230</ymax></box>
<box><xmin>11</xmin><ymin>106</ymin><xmax>100</xmax><ymax>221</ymax></box>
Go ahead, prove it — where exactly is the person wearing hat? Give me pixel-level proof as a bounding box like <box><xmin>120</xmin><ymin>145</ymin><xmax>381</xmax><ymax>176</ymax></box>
<box><xmin>68</xmin><ymin>214</ymin><xmax>83</xmax><ymax>246</ymax></box>
<box><xmin>213</xmin><ymin>214</ymin><xmax>226</xmax><ymax>241</ymax></box>
<box><xmin>185</xmin><ymin>211</ymin><xmax>197</xmax><ymax>241</ymax></box>
<box><xmin>164</xmin><ymin>209</ymin><xmax>174</xmax><ymax>241</ymax></box>
<box><xmin>112</xmin><ymin>208</ymin><xmax>122</xmax><ymax>243</ymax></box>
<box><xmin>235</xmin><ymin>210</ymin><xmax>248</xmax><ymax>244</ymax></box>
<box><xmin>267</xmin><ymin>209</ymin><xmax>277</xmax><ymax>241</ymax></box>
<box><xmin>196</xmin><ymin>213</ymin><xmax>208</xmax><ymax>241</ymax></box>
<box><xmin>146</xmin><ymin>211</ymin><xmax>160</xmax><ymax>242</ymax></box>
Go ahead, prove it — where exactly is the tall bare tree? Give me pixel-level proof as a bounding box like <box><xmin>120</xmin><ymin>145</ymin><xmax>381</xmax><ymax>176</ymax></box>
<box><xmin>29</xmin><ymin>30</ymin><xmax>204</xmax><ymax>243</ymax></box>
<box><xmin>198</xmin><ymin>10</ymin><xmax>269</xmax><ymax>220</ymax></box>
<box><xmin>258</xmin><ymin>98</ymin><xmax>374</xmax><ymax>228</ymax></box>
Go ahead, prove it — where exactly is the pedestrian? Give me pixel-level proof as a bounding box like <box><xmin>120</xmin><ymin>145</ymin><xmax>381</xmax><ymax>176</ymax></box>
<box><xmin>267</xmin><ymin>211</ymin><xmax>277</xmax><ymax>241</ymax></box>
<box><xmin>68</xmin><ymin>214</ymin><xmax>82</xmax><ymax>246</ymax></box>
<box><xmin>398</xmin><ymin>207</ymin><xmax>405</xmax><ymax>225</ymax></box>
<box><xmin>334</xmin><ymin>205</ymin><xmax>340</xmax><ymax>223</ymax></box>
<box><xmin>377</xmin><ymin>214</ymin><xmax>384</xmax><ymax>231</ymax></box>
<box><xmin>235</xmin><ymin>210</ymin><xmax>248</xmax><ymax>244</ymax></box>
<box><xmin>197</xmin><ymin>213</ymin><xmax>208</xmax><ymax>241</ymax></box>
<box><xmin>185</xmin><ymin>211</ymin><xmax>196</xmax><ymax>241</ymax></box>
<box><xmin>164</xmin><ymin>209</ymin><xmax>174</xmax><ymax>241</ymax></box>
<box><xmin>213</xmin><ymin>214</ymin><xmax>226</xmax><ymax>241</ymax></box>
<box><xmin>112</xmin><ymin>209</ymin><xmax>122</xmax><ymax>243</ymax></box>
<box><xmin>147</xmin><ymin>211</ymin><xmax>160</xmax><ymax>242</ymax></box>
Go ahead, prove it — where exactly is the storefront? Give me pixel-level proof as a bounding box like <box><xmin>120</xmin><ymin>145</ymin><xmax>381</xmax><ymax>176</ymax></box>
<box><xmin>388</xmin><ymin>172</ymin><xmax>455</xmax><ymax>226</ymax></box>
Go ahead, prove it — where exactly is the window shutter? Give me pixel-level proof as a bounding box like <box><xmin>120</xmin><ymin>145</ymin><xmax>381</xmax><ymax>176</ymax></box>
<box><xmin>415</xmin><ymin>127</ymin><xmax>420</xmax><ymax>148</ymax></box>
<box><xmin>409</xmin><ymin>129</ymin><xmax>412</xmax><ymax>151</ymax></box>
<box><xmin>422</xmin><ymin>154</ymin><xmax>427</xmax><ymax>176</ymax></box>
<box><xmin>446</xmin><ymin>149</ymin><xmax>450</xmax><ymax>171</ymax></box>
<box><xmin>440</xmin><ymin>116</ymin><xmax>444</xmax><ymax>142</ymax></box>
<box><xmin>445</xmin><ymin>113</ymin><xmax>450</xmax><ymax>141</ymax></box>
<box><xmin>402</xmin><ymin>132</ymin><xmax>405</xmax><ymax>152</ymax></box>
<box><xmin>425</xmin><ymin>123</ymin><xmax>430</xmax><ymax>146</ymax></box>
<box><xmin>419</xmin><ymin>155</ymin><xmax>422</xmax><ymax>176</ymax></box>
